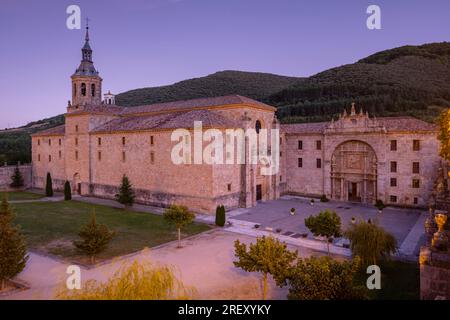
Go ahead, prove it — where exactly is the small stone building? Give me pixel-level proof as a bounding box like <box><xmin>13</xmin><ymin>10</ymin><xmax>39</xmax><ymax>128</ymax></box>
<box><xmin>31</xmin><ymin>27</ymin><xmax>442</xmax><ymax>213</ymax></box>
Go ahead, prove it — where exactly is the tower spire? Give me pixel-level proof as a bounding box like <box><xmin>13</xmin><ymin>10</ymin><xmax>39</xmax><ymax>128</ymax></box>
<box><xmin>85</xmin><ymin>17</ymin><xmax>90</xmax><ymax>42</ymax></box>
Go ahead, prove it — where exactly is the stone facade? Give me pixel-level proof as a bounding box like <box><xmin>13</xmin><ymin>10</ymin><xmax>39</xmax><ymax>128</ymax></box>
<box><xmin>0</xmin><ymin>164</ymin><xmax>32</xmax><ymax>191</ymax></box>
<box><xmin>31</xmin><ymin>27</ymin><xmax>442</xmax><ymax>213</ymax></box>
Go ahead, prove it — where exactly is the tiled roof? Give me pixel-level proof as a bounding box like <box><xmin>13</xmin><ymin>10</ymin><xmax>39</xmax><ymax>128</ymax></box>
<box><xmin>376</xmin><ymin>117</ymin><xmax>438</xmax><ymax>132</ymax></box>
<box><xmin>281</xmin><ymin>116</ymin><xmax>437</xmax><ymax>134</ymax></box>
<box><xmin>92</xmin><ymin>109</ymin><xmax>239</xmax><ymax>133</ymax></box>
<box><xmin>120</xmin><ymin>95</ymin><xmax>275</xmax><ymax>115</ymax></box>
<box><xmin>281</xmin><ymin>122</ymin><xmax>328</xmax><ymax>134</ymax></box>
<box><xmin>31</xmin><ymin>125</ymin><xmax>65</xmax><ymax>137</ymax></box>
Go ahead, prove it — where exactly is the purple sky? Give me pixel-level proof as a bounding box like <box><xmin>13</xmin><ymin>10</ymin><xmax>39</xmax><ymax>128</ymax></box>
<box><xmin>0</xmin><ymin>0</ymin><xmax>449</xmax><ymax>128</ymax></box>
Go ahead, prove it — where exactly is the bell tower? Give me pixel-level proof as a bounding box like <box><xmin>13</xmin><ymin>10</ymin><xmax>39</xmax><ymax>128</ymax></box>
<box><xmin>69</xmin><ymin>23</ymin><xmax>102</xmax><ymax>111</ymax></box>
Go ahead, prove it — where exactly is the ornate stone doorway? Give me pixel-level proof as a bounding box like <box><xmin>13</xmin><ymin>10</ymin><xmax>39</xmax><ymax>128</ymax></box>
<box><xmin>331</xmin><ymin>141</ymin><xmax>377</xmax><ymax>204</ymax></box>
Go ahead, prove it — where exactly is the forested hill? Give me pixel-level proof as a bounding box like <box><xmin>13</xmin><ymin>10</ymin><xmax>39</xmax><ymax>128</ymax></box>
<box><xmin>269</xmin><ymin>42</ymin><xmax>450</xmax><ymax>123</ymax></box>
<box><xmin>2</xmin><ymin>42</ymin><xmax>450</xmax><ymax>164</ymax></box>
<box><xmin>115</xmin><ymin>70</ymin><xmax>302</xmax><ymax>106</ymax></box>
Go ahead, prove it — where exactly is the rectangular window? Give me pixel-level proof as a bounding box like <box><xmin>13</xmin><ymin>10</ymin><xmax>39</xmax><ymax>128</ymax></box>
<box><xmin>38</xmin><ymin>154</ymin><xmax>40</xmax><ymax>161</ymax></box>
<box><xmin>38</xmin><ymin>139</ymin><xmax>40</xmax><ymax>146</ymax></box>
<box><xmin>390</xmin><ymin>195</ymin><xmax>397</xmax><ymax>203</ymax></box>
<box><xmin>390</xmin><ymin>161</ymin><xmax>397</xmax><ymax>173</ymax></box>
<box><xmin>280</xmin><ymin>151</ymin><xmax>282</xmax><ymax>157</ymax></box>
<box><xmin>75</xmin><ymin>125</ymin><xmax>79</xmax><ymax>132</ymax></box>
<box><xmin>150</xmin><ymin>136</ymin><xmax>154</xmax><ymax>146</ymax></box>
<box><xmin>98</xmin><ymin>137</ymin><xmax>101</xmax><ymax>146</ymax></box>
<box><xmin>59</xmin><ymin>139</ymin><xmax>61</xmax><ymax>146</ymax></box>
<box><xmin>413</xmin><ymin>197</ymin><xmax>418</xmax><ymax>205</ymax></box>
<box><xmin>48</xmin><ymin>139</ymin><xmax>51</xmax><ymax>146</ymax></box>
<box><xmin>59</xmin><ymin>150</ymin><xmax>62</xmax><ymax>159</ymax></box>
<box><xmin>390</xmin><ymin>140</ymin><xmax>397</xmax><ymax>151</ymax></box>
<box><xmin>412</xmin><ymin>179</ymin><xmax>420</xmax><ymax>188</ymax></box>
<box><xmin>298</xmin><ymin>140</ymin><xmax>303</xmax><ymax>150</ymax></box>
<box><xmin>390</xmin><ymin>178</ymin><xmax>397</xmax><ymax>187</ymax></box>
<box><xmin>413</xmin><ymin>140</ymin><xmax>420</xmax><ymax>151</ymax></box>
<box><xmin>316</xmin><ymin>140</ymin><xmax>322</xmax><ymax>150</ymax></box>
<box><xmin>412</xmin><ymin>162</ymin><xmax>420</xmax><ymax>174</ymax></box>
<box><xmin>298</xmin><ymin>158</ymin><xmax>303</xmax><ymax>168</ymax></box>
<box><xmin>279</xmin><ymin>137</ymin><xmax>282</xmax><ymax>145</ymax></box>
<box><xmin>48</xmin><ymin>155</ymin><xmax>52</xmax><ymax>162</ymax></box>
<box><xmin>227</xmin><ymin>183</ymin><xmax>232</xmax><ymax>192</ymax></box>
<box><xmin>75</xmin><ymin>138</ymin><xmax>78</xmax><ymax>146</ymax></box>
<box><xmin>75</xmin><ymin>151</ymin><xmax>78</xmax><ymax>160</ymax></box>
<box><xmin>150</xmin><ymin>151</ymin><xmax>155</xmax><ymax>164</ymax></box>
<box><xmin>316</xmin><ymin>158</ymin><xmax>322</xmax><ymax>169</ymax></box>
<box><xmin>98</xmin><ymin>151</ymin><xmax>102</xmax><ymax>161</ymax></box>
<box><xmin>122</xmin><ymin>151</ymin><xmax>126</xmax><ymax>162</ymax></box>
<box><xmin>122</xmin><ymin>137</ymin><xmax>126</xmax><ymax>146</ymax></box>
<box><xmin>280</xmin><ymin>175</ymin><xmax>282</xmax><ymax>182</ymax></box>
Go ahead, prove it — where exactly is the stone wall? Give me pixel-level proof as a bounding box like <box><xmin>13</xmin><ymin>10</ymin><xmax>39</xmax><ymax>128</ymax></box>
<box><xmin>420</xmin><ymin>247</ymin><xmax>450</xmax><ymax>299</ymax></box>
<box><xmin>0</xmin><ymin>165</ymin><xmax>32</xmax><ymax>191</ymax></box>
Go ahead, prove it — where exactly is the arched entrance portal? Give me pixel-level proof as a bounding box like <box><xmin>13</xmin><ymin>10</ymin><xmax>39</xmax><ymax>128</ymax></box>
<box><xmin>73</xmin><ymin>173</ymin><xmax>81</xmax><ymax>195</ymax></box>
<box><xmin>331</xmin><ymin>141</ymin><xmax>377</xmax><ymax>204</ymax></box>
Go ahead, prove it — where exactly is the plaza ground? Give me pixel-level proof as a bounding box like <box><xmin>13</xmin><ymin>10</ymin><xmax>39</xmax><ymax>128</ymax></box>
<box><xmin>1</xmin><ymin>192</ymin><xmax>423</xmax><ymax>300</ymax></box>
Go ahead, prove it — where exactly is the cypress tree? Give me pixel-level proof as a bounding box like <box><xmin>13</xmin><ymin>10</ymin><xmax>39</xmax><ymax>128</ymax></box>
<box><xmin>115</xmin><ymin>175</ymin><xmax>135</xmax><ymax>207</ymax></box>
<box><xmin>45</xmin><ymin>172</ymin><xmax>53</xmax><ymax>197</ymax></box>
<box><xmin>215</xmin><ymin>205</ymin><xmax>226</xmax><ymax>227</ymax></box>
<box><xmin>0</xmin><ymin>195</ymin><xmax>29</xmax><ymax>290</ymax></box>
<box><xmin>10</xmin><ymin>165</ymin><xmax>24</xmax><ymax>189</ymax></box>
<box><xmin>64</xmin><ymin>181</ymin><xmax>72</xmax><ymax>201</ymax></box>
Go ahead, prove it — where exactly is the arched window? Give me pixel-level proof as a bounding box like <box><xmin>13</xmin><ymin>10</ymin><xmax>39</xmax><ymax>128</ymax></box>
<box><xmin>81</xmin><ymin>83</ymin><xmax>86</xmax><ymax>96</ymax></box>
<box><xmin>255</xmin><ymin>120</ymin><xmax>262</xmax><ymax>134</ymax></box>
<box><xmin>73</xmin><ymin>83</ymin><xmax>76</xmax><ymax>97</ymax></box>
<box><xmin>91</xmin><ymin>83</ymin><xmax>95</xmax><ymax>97</ymax></box>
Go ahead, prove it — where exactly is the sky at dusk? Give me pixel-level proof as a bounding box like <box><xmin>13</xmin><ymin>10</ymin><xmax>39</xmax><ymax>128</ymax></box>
<box><xmin>0</xmin><ymin>0</ymin><xmax>449</xmax><ymax>128</ymax></box>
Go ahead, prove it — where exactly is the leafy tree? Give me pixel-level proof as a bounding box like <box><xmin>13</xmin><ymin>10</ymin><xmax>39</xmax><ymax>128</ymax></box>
<box><xmin>73</xmin><ymin>210</ymin><xmax>115</xmax><ymax>264</ymax></box>
<box><xmin>438</xmin><ymin>108</ymin><xmax>450</xmax><ymax>161</ymax></box>
<box><xmin>281</xmin><ymin>256</ymin><xmax>367</xmax><ymax>300</ymax></box>
<box><xmin>45</xmin><ymin>172</ymin><xmax>53</xmax><ymax>197</ymax></box>
<box><xmin>233</xmin><ymin>236</ymin><xmax>298</xmax><ymax>300</ymax></box>
<box><xmin>215</xmin><ymin>205</ymin><xmax>226</xmax><ymax>227</ymax></box>
<box><xmin>0</xmin><ymin>195</ymin><xmax>28</xmax><ymax>290</ymax></box>
<box><xmin>64</xmin><ymin>181</ymin><xmax>72</xmax><ymax>201</ymax></box>
<box><xmin>115</xmin><ymin>175</ymin><xmax>135</xmax><ymax>207</ymax></box>
<box><xmin>58</xmin><ymin>260</ymin><xmax>195</xmax><ymax>300</ymax></box>
<box><xmin>305</xmin><ymin>210</ymin><xmax>342</xmax><ymax>254</ymax></box>
<box><xmin>345</xmin><ymin>220</ymin><xmax>397</xmax><ymax>267</ymax></box>
<box><xmin>10</xmin><ymin>165</ymin><xmax>24</xmax><ymax>188</ymax></box>
<box><xmin>163</xmin><ymin>205</ymin><xmax>195</xmax><ymax>248</ymax></box>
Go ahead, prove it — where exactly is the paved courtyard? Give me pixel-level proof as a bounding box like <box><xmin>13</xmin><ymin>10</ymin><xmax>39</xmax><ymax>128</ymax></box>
<box><xmin>232</xmin><ymin>196</ymin><xmax>426</xmax><ymax>253</ymax></box>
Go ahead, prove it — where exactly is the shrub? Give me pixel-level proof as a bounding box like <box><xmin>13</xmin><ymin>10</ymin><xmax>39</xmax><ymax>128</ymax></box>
<box><xmin>375</xmin><ymin>200</ymin><xmax>385</xmax><ymax>210</ymax></box>
<box><xmin>345</xmin><ymin>220</ymin><xmax>397</xmax><ymax>267</ymax></box>
<box><xmin>215</xmin><ymin>205</ymin><xmax>226</xmax><ymax>227</ymax></box>
<box><xmin>64</xmin><ymin>181</ymin><xmax>72</xmax><ymax>201</ymax></box>
<box><xmin>73</xmin><ymin>210</ymin><xmax>115</xmax><ymax>264</ymax></box>
<box><xmin>10</xmin><ymin>165</ymin><xmax>24</xmax><ymax>189</ymax></box>
<box><xmin>0</xmin><ymin>195</ymin><xmax>28</xmax><ymax>290</ymax></box>
<box><xmin>45</xmin><ymin>172</ymin><xmax>53</xmax><ymax>197</ymax></box>
<box><xmin>320</xmin><ymin>194</ymin><xmax>329</xmax><ymax>202</ymax></box>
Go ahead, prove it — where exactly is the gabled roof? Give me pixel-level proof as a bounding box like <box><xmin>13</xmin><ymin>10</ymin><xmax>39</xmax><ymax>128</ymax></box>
<box><xmin>119</xmin><ymin>95</ymin><xmax>275</xmax><ymax>115</ymax></box>
<box><xmin>91</xmin><ymin>109</ymin><xmax>239</xmax><ymax>133</ymax></box>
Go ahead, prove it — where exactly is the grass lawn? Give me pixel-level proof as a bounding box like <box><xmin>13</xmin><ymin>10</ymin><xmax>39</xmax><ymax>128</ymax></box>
<box><xmin>356</xmin><ymin>260</ymin><xmax>419</xmax><ymax>300</ymax></box>
<box><xmin>1</xmin><ymin>191</ymin><xmax>46</xmax><ymax>201</ymax></box>
<box><xmin>11</xmin><ymin>200</ymin><xmax>211</xmax><ymax>264</ymax></box>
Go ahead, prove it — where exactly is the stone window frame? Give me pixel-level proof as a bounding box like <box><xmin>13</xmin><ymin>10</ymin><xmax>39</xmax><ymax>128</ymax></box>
<box><xmin>298</xmin><ymin>157</ymin><xmax>303</xmax><ymax>168</ymax></box>
<box><xmin>412</xmin><ymin>162</ymin><xmax>420</xmax><ymax>174</ymax></box>
<box><xmin>150</xmin><ymin>151</ymin><xmax>155</xmax><ymax>164</ymax></box>
<box><xmin>38</xmin><ymin>139</ymin><xmax>40</xmax><ymax>146</ymax></box>
<box><xmin>150</xmin><ymin>135</ymin><xmax>154</xmax><ymax>146</ymax></box>
<box><xmin>390</xmin><ymin>177</ymin><xmax>397</xmax><ymax>187</ymax></box>
<box><xmin>122</xmin><ymin>137</ymin><xmax>126</xmax><ymax>146</ymax></box>
<box><xmin>38</xmin><ymin>154</ymin><xmax>41</xmax><ymax>162</ymax></box>
<box><xmin>316</xmin><ymin>140</ymin><xmax>322</xmax><ymax>150</ymax></box>
<box><xmin>48</xmin><ymin>155</ymin><xmax>52</xmax><ymax>162</ymax></box>
<box><xmin>81</xmin><ymin>83</ymin><xmax>86</xmax><ymax>96</ymax></box>
<box><xmin>75</xmin><ymin>125</ymin><xmax>79</xmax><ymax>132</ymax></box>
<box><xmin>298</xmin><ymin>140</ymin><xmax>303</xmax><ymax>150</ymax></box>
<box><xmin>227</xmin><ymin>183</ymin><xmax>232</xmax><ymax>192</ymax></box>
<box><xmin>316</xmin><ymin>158</ymin><xmax>322</xmax><ymax>169</ymax></box>
<box><xmin>390</xmin><ymin>161</ymin><xmax>397</xmax><ymax>173</ymax></box>
<box><xmin>390</xmin><ymin>195</ymin><xmax>397</xmax><ymax>203</ymax></box>
<box><xmin>48</xmin><ymin>139</ymin><xmax>51</xmax><ymax>146</ymax></box>
<box><xmin>58</xmin><ymin>139</ymin><xmax>62</xmax><ymax>146</ymax></box>
<box><xmin>98</xmin><ymin>137</ymin><xmax>102</xmax><ymax>146</ymax></box>
<box><xmin>413</xmin><ymin>140</ymin><xmax>420</xmax><ymax>151</ymax></box>
<box><xmin>413</xmin><ymin>197</ymin><xmax>418</xmax><ymax>205</ymax></box>
<box><xmin>122</xmin><ymin>151</ymin><xmax>126</xmax><ymax>162</ymax></box>
<box><xmin>98</xmin><ymin>151</ymin><xmax>102</xmax><ymax>161</ymax></box>
<box><xmin>390</xmin><ymin>140</ymin><xmax>397</xmax><ymax>151</ymax></box>
<box><xmin>75</xmin><ymin>137</ymin><xmax>78</xmax><ymax>146</ymax></box>
<box><xmin>412</xmin><ymin>178</ymin><xmax>420</xmax><ymax>188</ymax></box>
<box><xmin>58</xmin><ymin>150</ymin><xmax>62</xmax><ymax>159</ymax></box>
